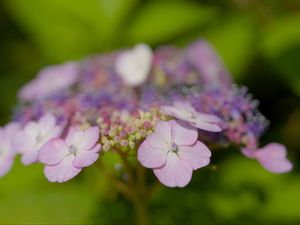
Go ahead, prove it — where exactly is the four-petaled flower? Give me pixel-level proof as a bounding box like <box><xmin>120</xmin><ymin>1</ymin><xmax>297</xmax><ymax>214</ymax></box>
<box><xmin>115</xmin><ymin>44</ymin><xmax>153</xmax><ymax>86</ymax></box>
<box><xmin>39</xmin><ymin>126</ymin><xmax>101</xmax><ymax>182</ymax></box>
<box><xmin>242</xmin><ymin>143</ymin><xmax>293</xmax><ymax>173</ymax></box>
<box><xmin>0</xmin><ymin>123</ymin><xmax>20</xmax><ymax>176</ymax></box>
<box><xmin>14</xmin><ymin>114</ymin><xmax>62</xmax><ymax>165</ymax></box>
<box><xmin>161</xmin><ymin>101</ymin><xmax>222</xmax><ymax>132</ymax></box>
<box><xmin>138</xmin><ymin>120</ymin><xmax>211</xmax><ymax>187</ymax></box>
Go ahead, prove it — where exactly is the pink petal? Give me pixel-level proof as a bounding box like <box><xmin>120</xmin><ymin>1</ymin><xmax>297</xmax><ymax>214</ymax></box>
<box><xmin>160</xmin><ymin>105</ymin><xmax>178</xmax><ymax>117</ymax></box>
<box><xmin>241</xmin><ymin>148</ymin><xmax>256</xmax><ymax>159</ymax></box>
<box><xmin>138</xmin><ymin>140</ymin><xmax>167</xmax><ymax>168</ymax></box>
<box><xmin>73</xmin><ymin>146</ymin><xmax>101</xmax><ymax>168</ymax></box>
<box><xmin>191</xmin><ymin>120</ymin><xmax>222</xmax><ymax>132</ymax></box>
<box><xmin>196</xmin><ymin>112</ymin><xmax>221</xmax><ymax>123</ymax></box>
<box><xmin>146</xmin><ymin>132</ymin><xmax>169</xmax><ymax>149</ymax></box>
<box><xmin>44</xmin><ymin>155</ymin><xmax>81</xmax><ymax>182</ymax></box>
<box><xmin>4</xmin><ymin>122</ymin><xmax>21</xmax><ymax>140</ymax></box>
<box><xmin>254</xmin><ymin>143</ymin><xmax>293</xmax><ymax>173</ymax></box>
<box><xmin>155</xmin><ymin>121</ymin><xmax>172</xmax><ymax>144</ymax></box>
<box><xmin>24</xmin><ymin>122</ymin><xmax>40</xmax><ymax>138</ymax></box>
<box><xmin>39</xmin><ymin>114</ymin><xmax>56</xmax><ymax>131</ymax></box>
<box><xmin>65</xmin><ymin>127</ymin><xmax>79</xmax><ymax>146</ymax></box>
<box><xmin>21</xmin><ymin>150</ymin><xmax>39</xmax><ymax>165</ymax></box>
<box><xmin>0</xmin><ymin>157</ymin><xmax>14</xmax><ymax>177</ymax></box>
<box><xmin>170</xmin><ymin>120</ymin><xmax>198</xmax><ymax>146</ymax></box>
<box><xmin>77</xmin><ymin>126</ymin><xmax>100</xmax><ymax>150</ymax></box>
<box><xmin>153</xmin><ymin>153</ymin><xmax>193</xmax><ymax>187</ymax></box>
<box><xmin>13</xmin><ymin>131</ymin><xmax>35</xmax><ymax>154</ymax></box>
<box><xmin>186</xmin><ymin>40</ymin><xmax>232</xmax><ymax>88</ymax></box>
<box><xmin>178</xmin><ymin>141</ymin><xmax>211</xmax><ymax>170</ymax></box>
<box><xmin>39</xmin><ymin>138</ymin><xmax>69</xmax><ymax>165</ymax></box>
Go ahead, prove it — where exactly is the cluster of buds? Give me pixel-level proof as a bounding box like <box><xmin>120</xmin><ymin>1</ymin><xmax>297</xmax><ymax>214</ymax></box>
<box><xmin>0</xmin><ymin>40</ymin><xmax>292</xmax><ymax>187</ymax></box>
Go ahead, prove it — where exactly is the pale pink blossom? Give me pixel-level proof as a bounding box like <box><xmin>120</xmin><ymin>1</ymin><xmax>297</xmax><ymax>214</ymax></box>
<box><xmin>160</xmin><ymin>101</ymin><xmax>222</xmax><ymax>132</ymax></box>
<box><xmin>138</xmin><ymin>120</ymin><xmax>211</xmax><ymax>187</ymax></box>
<box><xmin>39</xmin><ymin>126</ymin><xmax>101</xmax><ymax>183</ymax></box>
<box><xmin>115</xmin><ymin>44</ymin><xmax>153</xmax><ymax>86</ymax></box>
<box><xmin>0</xmin><ymin>123</ymin><xmax>20</xmax><ymax>176</ymax></box>
<box><xmin>14</xmin><ymin>114</ymin><xmax>63</xmax><ymax>165</ymax></box>
<box><xmin>242</xmin><ymin>143</ymin><xmax>293</xmax><ymax>173</ymax></box>
<box><xmin>19</xmin><ymin>62</ymin><xmax>79</xmax><ymax>101</ymax></box>
<box><xmin>186</xmin><ymin>39</ymin><xmax>231</xmax><ymax>88</ymax></box>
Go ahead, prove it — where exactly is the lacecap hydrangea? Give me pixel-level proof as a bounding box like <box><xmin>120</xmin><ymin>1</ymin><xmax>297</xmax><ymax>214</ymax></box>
<box><xmin>0</xmin><ymin>40</ymin><xmax>292</xmax><ymax>187</ymax></box>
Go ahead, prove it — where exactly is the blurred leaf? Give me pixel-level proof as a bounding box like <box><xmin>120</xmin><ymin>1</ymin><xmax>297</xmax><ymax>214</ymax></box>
<box><xmin>203</xmin><ymin>15</ymin><xmax>257</xmax><ymax>81</ymax></box>
<box><xmin>4</xmin><ymin>0</ymin><xmax>139</xmax><ymax>62</ymax></box>
<box><xmin>261</xmin><ymin>14</ymin><xmax>300</xmax><ymax>96</ymax></box>
<box><xmin>261</xmin><ymin>14</ymin><xmax>300</xmax><ymax>58</ymax></box>
<box><xmin>0</xmin><ymin>158</ymin><xmax>97</xmax><ymax>224</ymax></box>
<box><xmin>125</xmin><ymin>0</ymin><xmax>218</xmax><ymax>45</ymax></box>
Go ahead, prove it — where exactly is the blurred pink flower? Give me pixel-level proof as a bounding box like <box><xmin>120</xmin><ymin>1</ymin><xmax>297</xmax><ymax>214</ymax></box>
<box><xmin>39</xmin><ymin>126</ymin><xmax>101</xmax><ymax>183</ymax></box>
<box><xmin>160</xmin><ymin>101</ymin><xmax>222</xmax><ymax>132</ymax></box>
<box><xmin>14</xmin><ymin>114</ymin><xmax>62</xmax><ymax>165</ymax></box>
<box><xmin>186</xmin><ymin>39</ymin><xmax>232</xmax><ymax>88</ymax></box>
<box><xmin>115</xmin><ymin>44</ymin><xmax>153</xmax><ymax>86</ymax></box>
<box><xmin>242</xmin><ymin>143</ymin><xmax>293</xmax><ymax>173</ymax></box>
<box><xmin>0</xmin><ymin>123</ymin><xmax>20</xmax><ymax>176</ymax></box>
<box><xmin>19</xmin><ymin>62</ymin><xmax>79</xmax><ymax>101</ymax></box>
<box><xmin>138</xmin><ymin>120</ymin><xmax>211</xmax><ymax>187</ymax></box>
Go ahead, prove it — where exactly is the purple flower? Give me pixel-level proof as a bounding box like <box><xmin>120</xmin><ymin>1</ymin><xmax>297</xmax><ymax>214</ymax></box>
<box><xmin>0</xmin><ymin>123</ymin><xmax>20</xmax><ymax>176</ymax></box>
<box><xmin>138</xmin><ymin>120</ymin><xmax>211</xmax><ymax>187</ymax></box>
<box><xmin>19</xmin><ymin>62</ymin><xmax>79</xmax><ymax>101</ymax></box>
<box><xmin>186</xmin><ymin>39</ymin><xmax>231</xmax><ymax>88</ymax></box>
<box><xmin>14</xmin><ymin>114</ymin><xmax>63</xmax><ymax>165</ymax></box>
<box><xmin>160</xmin><ymin>101</ymin><xmax>222</xmax><ymax>132</ymax></box>
<box><xmin>39</xmin><ymin>126</ymin><xmax>101</xmax><ymax>182</ymax></box>
<box><xmin>115</xmin><ymin>44</ymin><xmax>153</xmax><ymax>86</ymax></box>
<box><xmin>242</xmin><ymin>143</ymin><xmax>293</xmax><ymax>173</ymax></box>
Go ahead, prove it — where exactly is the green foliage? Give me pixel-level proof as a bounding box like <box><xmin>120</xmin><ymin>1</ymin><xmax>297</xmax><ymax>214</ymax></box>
<box><xmin>0</xmin><ymin>157</ymin><xmax>97</xmax><ymax>224</ymax></box>
<box><xmin>261</xmin><ymin>14</ymin><xmax>300</xmax><ymax>97</ymax></box>
<box><xmin>124</xmin><ymin>1</ymin><xmax>217</xmax><ymax>45</ymax></box>
<box><xmin>203</xmin><ymin>15</ymin><xmax>257</xmax><ymax>80</ymax></box>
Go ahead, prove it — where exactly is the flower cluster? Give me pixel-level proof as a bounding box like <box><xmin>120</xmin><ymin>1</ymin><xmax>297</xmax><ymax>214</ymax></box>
<box><xmin>0</xmin><ymin>39</ymin><xmax>293</xmax><ymax>187</ymax></box>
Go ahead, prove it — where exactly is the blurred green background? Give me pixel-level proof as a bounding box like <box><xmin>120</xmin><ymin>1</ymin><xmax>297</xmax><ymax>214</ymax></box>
<box><xmin>0</xmin><ymin>0</ymin><xmax>300</xmax><ymax>224</ymax></box>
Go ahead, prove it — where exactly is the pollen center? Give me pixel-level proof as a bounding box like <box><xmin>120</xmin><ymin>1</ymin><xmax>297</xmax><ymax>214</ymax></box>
<box><xmin>69</xmin><ymin>145</ymin><xmax>78</xmax><ymax>155</ymax></box>
<box><xmin>170</xmin><ymin>143</ymin><xmax>179</xmax><ymax>154</ymax></box>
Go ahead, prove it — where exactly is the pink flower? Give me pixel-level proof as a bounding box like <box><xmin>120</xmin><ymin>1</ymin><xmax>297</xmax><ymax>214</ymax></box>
<box><xmin>242</xmin><ymin>143</ymin><xmax>293</xmax><ymax>173</ymax></box>
<box><xmin>39</xmin><ymin>126</ymin><xmax>101</xmax><ymax>183</ymax></box>
<box><xmin>14</xmin><ymin>114</ymin><xmax>63</xmax><ymax>165</ymax></box>
<box><xmin>115</xmin><ymin>44</ymin><xmax>153</xmax><ymax>86</ymax></box>
<box><xmin>138</xmin><ymin>120</ymin><xmax>211</xmax><ymax>187</ymax></box>
<box><xmin>19</xmin><ymin>62</ymin><xmax>79</xmax><ymax>101</ymax></box>
<box><xmin>186</xmin><ymin>39</ymin><xmax>232</xmax><ymax>88</ymax></box>
<box><xmin>0</xmin><ymin>123</ymin><xmax>20</xmax><ymax>177</ymax></box>
<box><xmin>160</xmin><ymin>101</ymin><xmax>222</xmax><ymax>132</ymax></box>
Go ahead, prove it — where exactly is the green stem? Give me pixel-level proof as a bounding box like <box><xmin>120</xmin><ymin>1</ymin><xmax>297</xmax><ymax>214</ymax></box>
<box><xmin>97</xmin><ymin>156</ymin><xmax>150</xmax><ymax>225</ymax></box>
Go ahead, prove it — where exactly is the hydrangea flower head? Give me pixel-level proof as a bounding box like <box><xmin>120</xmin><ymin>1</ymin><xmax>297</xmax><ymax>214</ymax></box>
<box><xmin>39</xmin><ymin>126</ymin><xmax>101</xmax><ymax>182</ymax></box>
<box><xmin>2</xmin><ymin>39</ymin><xmax>293</xmax><ymax>186</ymax></box>
<box><xmin>138</xmin><ymin>120</ymin><xmax>211</xmax><ymax>187</ymax></box>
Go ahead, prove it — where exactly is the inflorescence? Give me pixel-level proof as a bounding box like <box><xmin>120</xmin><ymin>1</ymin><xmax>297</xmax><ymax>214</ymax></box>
<box><xmin>0</xmin><ymin>40</ymin><xmax>292</xmax><ymax>187</ymax></box>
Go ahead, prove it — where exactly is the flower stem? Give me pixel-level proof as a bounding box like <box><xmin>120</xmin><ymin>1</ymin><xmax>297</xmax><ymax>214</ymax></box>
<box><xmin>96</xmin><ymin>155</ymin><xmax>150</xmax><ymax>225</ymax></box>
